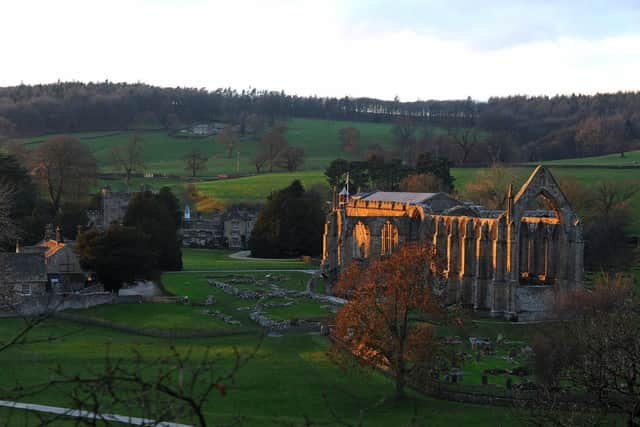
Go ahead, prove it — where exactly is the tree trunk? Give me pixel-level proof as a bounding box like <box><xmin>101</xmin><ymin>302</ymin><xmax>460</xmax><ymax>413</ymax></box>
<box><xmin>395</xmin><ymin>369</ymin><xmax>406</xmax><ymax>400</ymax></box>
<box><xmin>394</xmin><ymin>354</ymin><xmax>406</xmax><ymax>400</ymax></box>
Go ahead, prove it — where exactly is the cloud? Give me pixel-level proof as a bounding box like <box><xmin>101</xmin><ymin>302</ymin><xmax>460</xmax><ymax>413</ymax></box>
<box><xmin>1</xmin><ymin>0</ymin><xmax>639</xmax><ymax>101</ymax></box>
<box><xmin>342</xmin><ymin>0</ymin><xmax>640</xmax><ymax>50</ymax></box>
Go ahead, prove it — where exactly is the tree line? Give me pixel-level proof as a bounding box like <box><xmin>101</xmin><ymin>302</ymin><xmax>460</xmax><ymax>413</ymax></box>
<box><xmin>0</xmin><ymin>82</ymin><xmax>475</xmax><ymax>138</ymax></box>
<box><xmin>2</xmin><ymin>82</ymin><xmax>640</xmax><ymax>165</ymax></box>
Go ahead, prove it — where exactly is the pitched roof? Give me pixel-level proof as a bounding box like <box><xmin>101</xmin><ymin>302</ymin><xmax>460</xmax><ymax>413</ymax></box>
<box><xmin>359</xmin><ymin>192</ymin><xmax>439</xmax><ymax>204</ymax></box>
<box><xmin>38</xmin><ymin>240</ymin><xmax>66</xmax><ymax>258</ymax></box>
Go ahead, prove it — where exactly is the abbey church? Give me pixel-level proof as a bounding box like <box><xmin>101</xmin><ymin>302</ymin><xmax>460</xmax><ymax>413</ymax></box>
<box><xmin>321</xmin><ymin>166</ymin><xmax>584</xmax><ymax>321</ymax></box>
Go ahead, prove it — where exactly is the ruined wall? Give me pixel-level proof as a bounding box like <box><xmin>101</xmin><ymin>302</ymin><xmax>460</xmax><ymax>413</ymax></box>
<box><xmin>320</xmin><ymin>167</ymin><xmax>584</xmax><ymax>321</ymax></box>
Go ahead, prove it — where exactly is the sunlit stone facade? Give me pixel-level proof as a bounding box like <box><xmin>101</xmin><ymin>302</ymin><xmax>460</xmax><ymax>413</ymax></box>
<box><xmin>322</xmin><ymin>166</ymin><xmax>584</xmax><ymax>321</ymax></box>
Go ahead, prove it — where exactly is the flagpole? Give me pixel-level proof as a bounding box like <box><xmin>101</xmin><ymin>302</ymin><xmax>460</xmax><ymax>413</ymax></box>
<box><xmin>345</xmin><ymin>171</ymin><xmax>350</xmax><ymax>204</ymax></box>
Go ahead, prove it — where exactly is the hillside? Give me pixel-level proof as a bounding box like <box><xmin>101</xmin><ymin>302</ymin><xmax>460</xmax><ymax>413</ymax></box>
<box><xmin>16</xmin><ymin>118</ymin><xmax>408</xmax><ymax>176</ymax></box>
<box><xmin>14</xmin><ymin>118</ymin><xmax>640</xmax><ymax>236</ymax></box>
<box><xmin>538</xmin><ymin>150</ymin><xmax>640</xmax><ymax>167</ymax></box>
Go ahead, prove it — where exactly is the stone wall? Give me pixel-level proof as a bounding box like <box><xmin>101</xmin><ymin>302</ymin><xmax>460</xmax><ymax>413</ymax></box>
<box><xmin>0</xmin><ymin>293</ymin><xmax>117</xmax><ymax>317</ymax></box>
<box><xmin>514</xmin><ymin>286</ymin><xmax>557</xmax><ymax>321</ymax></box>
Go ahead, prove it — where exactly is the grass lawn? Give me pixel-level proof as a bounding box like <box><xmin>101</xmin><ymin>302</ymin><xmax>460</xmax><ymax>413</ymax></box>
<box><xmin>68</xmin><ymin>301</ymin><xmax>246</xmax><ymax>332</ymax></box>
<box><xmin>14</xmin><ymin>118</ymin><xmax>451</xmax><ymax>177</ymax></box>
<box><xmin>538</xmin><ymin>150</ymin><xmax>640</xmax><ymax>167</ymax></box>
<box><xmin>14</xmin><ymin>118</ymin><xmax>413</xmax><ymax>176</ymax></box>
<box><xmin>196</xmin><ymin>170</ymin><xmax>328</xmax><ymax>205</ymax></box>
<box><xmin>263</xmin><ymin>299</ymin><xmax>330</xmax><ymax>321</ymax></box>
<box><xmin>192</xmin><ymin>166</ymin><xmax>640</xmax><ymax>234</ymax></box>
<box><xmin>181</xmin><ymin>248</ymin><xmax>313</xmax><ymax>271</ymax></box>
<box><xmin>16</xmin><ymin>118</ymin><xmax>639</xmax><ymax>235</ymax></box>
<box><xmin>0</xmin><ymin>316</ymin><xmax>518</xmax><ymax>426</ymax></box>
<box><xmin>162</xmin><ymin>271</ymin><xmax>327</xmax><ymax>322</ymax></box>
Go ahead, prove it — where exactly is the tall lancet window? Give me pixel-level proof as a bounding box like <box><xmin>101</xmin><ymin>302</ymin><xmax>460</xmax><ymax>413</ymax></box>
<box><xmin>381</xmin><ymin>221</ymin><xmax>398</xmax><ymax>255</ymax></box>
<box><xmin>353</xmin><ymin>221</ymin><xmax>371</xmax><ymax>259</ymax></box>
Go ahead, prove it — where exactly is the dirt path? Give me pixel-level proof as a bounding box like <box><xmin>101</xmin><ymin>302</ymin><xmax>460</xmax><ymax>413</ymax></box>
<box><xmin>229</xmin><ymin>250</ymin><xmax>304</xmax><ymax>261</ymax></box>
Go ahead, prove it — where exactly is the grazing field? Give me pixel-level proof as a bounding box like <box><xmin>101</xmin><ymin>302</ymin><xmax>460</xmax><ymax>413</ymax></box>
<box><xmin>538</xmin><ymin>150</ymin><xmax>640</xmax><ymax>167</ymax></box>
<box><xmin>15</xmin><ymin>118</ymin><xmax>407</xmax><ymax>176</ymax></box>
<box><xmin>0</xmin><ymin>317</ymin><xmax>518</xmax><ymax>426</ymax></box>
<box><xmin>192</xmin><ymin>166</ymin><xmax>640</xmax><ymax>234</ymax></box>
<box><xmin>17</xmin><ymin>118</ymin><xmax>640</xmax><ymax>235</ymax></box>
<box><xmin>196</xmin><ymin>170</ymin><xmax>329</xmax><ymax>205</ymax></box>
<box><xmin>68</xmin><ymin>301</ymin><xmax>244</xmax><ymax>332</ymax></box>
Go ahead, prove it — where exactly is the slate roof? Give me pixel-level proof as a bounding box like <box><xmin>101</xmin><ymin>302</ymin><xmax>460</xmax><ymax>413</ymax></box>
<box><xmin>359</xmin><ymin>192</ymin><xmax>439</xmax><ymax>204</ymax></box>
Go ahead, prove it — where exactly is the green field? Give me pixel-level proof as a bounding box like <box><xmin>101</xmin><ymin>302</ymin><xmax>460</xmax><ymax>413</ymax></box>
<box><xmin>196</xmin><ymin>171</ymin><xmax>329</xmax><ymax>204</ymax></box>
<box><xmin>0</xmin><ymin>317</ymin><xmax>517</xmax><ymax>426</ymax></box>
<box><xmin>16</xmin><ymin>118</ymin><xmax>402</xmax><ymax>176</ymax></box>
<box><xmin>0</xmin><ymin>253</ymin><xmax>522</xmax><ymax>426</ymax></box>
<box><xmin>191</xmin><ymin>166</ymin><xmax>640</xmax><ymax>234</ymax></box>
<box><xmin>0</xmin><ymin>246</ymin><xmax>532</xmax><ymax>425</ymax></box>
<box><xmin>181</xmin><ymin>248</ymin><xmax>313</xmax><ymax>271</ymax></box>
<box><xmin>69</xmin><ymin>301</ymin><xmax>244</xmax><ymax>332</ymax></box>
<box><xmin>16</xmin><ymin>118</ymin><xmax>640</xmax><ymax>235</ymax></box>
<box><xmin>539</xmin><ymin>150</ymin><xmax>640</xmax><ymax>167</ymax></box>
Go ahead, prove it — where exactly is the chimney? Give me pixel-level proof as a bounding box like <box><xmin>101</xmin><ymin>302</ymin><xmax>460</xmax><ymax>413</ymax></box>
<box><xmin>44</xmin><ymin>223</ymin><xmax>55</xmax><ymax>241</ymax></box>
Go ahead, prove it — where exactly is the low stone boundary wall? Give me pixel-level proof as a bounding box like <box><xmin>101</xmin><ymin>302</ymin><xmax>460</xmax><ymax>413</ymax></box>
<box><xmin>53</xmin><ymin>312</ymin><xmax>258</xmax><ymax>339</ymax></box>
<box><xmin>0</xmin><ymin>293</ymin><xmax>117</xmax><ymax>317</ymax></box>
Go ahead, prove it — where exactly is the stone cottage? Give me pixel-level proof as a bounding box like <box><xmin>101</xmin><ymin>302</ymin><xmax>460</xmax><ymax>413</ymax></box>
<box><xmin>321</xmin><ymin>166</ymin><xmax>584</xmax><ymax>321</ymax></box>
<box><xmin>0</xmin><ymin>252</ymin><xmax>48</xmax><ymax>302</ymax></box>
<box><xmin>21</xmin><ymin>225</ymin><xmax>89</xmax><ymax>293</ymax></box>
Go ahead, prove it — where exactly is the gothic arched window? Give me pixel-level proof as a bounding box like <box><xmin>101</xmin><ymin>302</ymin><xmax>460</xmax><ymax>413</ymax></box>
<box><xmin>381</xmin><ymin>221</ymin><xmax>398</xmax><ymax>255</ymax></box>
<box><xmin>353</xmin><ymin>221</ymin><xmax>371</xmax><ymax>259</ymax></box>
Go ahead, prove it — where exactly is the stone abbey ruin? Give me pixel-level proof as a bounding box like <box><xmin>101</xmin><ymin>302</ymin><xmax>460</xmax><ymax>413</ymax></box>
<box><xmin>321</xmin><ymin>166</ymin><xmax>584</xmax><ymax>321</ymax></box>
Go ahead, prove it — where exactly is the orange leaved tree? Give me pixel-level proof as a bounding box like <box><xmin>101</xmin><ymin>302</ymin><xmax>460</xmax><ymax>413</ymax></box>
<box><xmin>333</xmin><ymin>242</ymin><xmax>449</xmax><ymax>399</ymax></box>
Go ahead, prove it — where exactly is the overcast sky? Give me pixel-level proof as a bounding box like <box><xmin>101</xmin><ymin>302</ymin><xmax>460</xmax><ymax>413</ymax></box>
<box><xmin>2</xmin><ymin>0</ymin><xmax>640</xmax><ymax>101</ymax></box>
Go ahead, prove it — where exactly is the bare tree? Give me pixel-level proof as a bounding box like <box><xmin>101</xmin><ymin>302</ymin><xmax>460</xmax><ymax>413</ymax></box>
<box><xmin>217</xmin><ymin>126</ymin><xmax>237</xmax><ymax>159</ymax></box>
<box><xmin>5</xmin><ymin>142</ymin><xmax>29</xmax><ymax>168</ymax></box>
<box><xmin>0</xmin><ymin>116</ymin><xmax>16</xmax><ymax>146</ymax></box>
<box><xmin>449</xmin><ymin>128</ymin><xmax>481</xmax><ymax>164</ymax></box>
<box><xmin>339</xmin><ymin>126</ymin><xmax>360</xmax><ymax>154</ymax></box>
<box><xmin>246</xmin><ymin>113</ymin><xmax>266</xmax><ymax>140</ymax></box>
<box><xmin>184</xmin><ymin>148</ymin><xmax>209</xmax><ymax>178</ymax></box>
<box><xmin>591</xmin><ymin>180</ymin><xmax>639</xmax><ymax>222</ymax></box>
<box><xmin>257</xmin><ymin>124</ymin><xmax>288</xmax><ymax>173</ymax></box>
<box><xmin>275</xmin><ymin>146</ymin><xmax>305</xmax><ymax>172</ymax></box>
<box><xmin>391</xmin><ymin>118</ymin><xmax>416</xmax><ymax>164</ymax></box>
<box><xmin>525</xmin><ymin>275</ymin><xmax>640</xmax><ymax>427</ymax></box>
<box><xmin>251</xmin><ymin>153</ymin><xmax>268</xmax><ymax>174</ymax></box>
<box><xmin>40</xmin><ymin>343</ymin><xmax>260</xmax><ymax>427</ymax></box>
<box><xmin>399</xmin><ymin>173</ymin><xmax>447</xmax><ymax>193</ymax></box>
<box><xmin>0</xmin><ymin>180</ymin><xmax>15</xmax><ymax>245</ymax></box>
<box><xmin>0</xmin><ymin>320</ymin><xmax>260</xmax><ymax>427</ymax></box>
<box><xmin>31</xmin><ymin>135</ymin><xmax>98</xmax><ymax>214</ymax></box>
<box><xmin>463</xmin><ymin>165</ymin><xmax>515</xmax><ymax>209</ymax></box>
<box><xmin>110</xmin><ymin>133</ymin><xmax>145</xmax><ymax>189</ymax></box>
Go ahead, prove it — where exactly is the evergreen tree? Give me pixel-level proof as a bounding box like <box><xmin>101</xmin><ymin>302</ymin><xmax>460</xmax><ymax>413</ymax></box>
<box><xmin>249</xmin><ymin>180</ymin><xmax>324</xmax><ymax>258</ymax></box>
<box><xmin>123</xmin><ymin>188</ymin><xmax>182</xmax><ymax>271</ymax></box>
<box><xmin>75</xmin><ymin>225</ymin><xmax>154</xmax><ymax>292</ymax></box>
